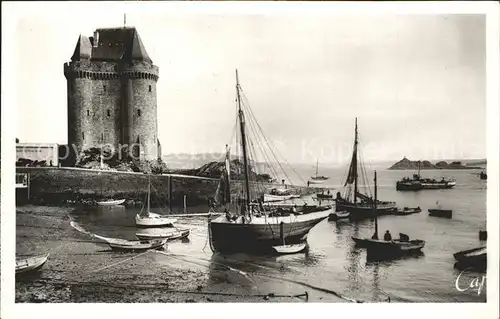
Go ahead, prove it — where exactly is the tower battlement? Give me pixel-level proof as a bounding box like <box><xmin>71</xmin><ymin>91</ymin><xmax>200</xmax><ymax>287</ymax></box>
<box><xmin>64</xmin><ymin>27</ymin><xmax>160</xmax><ymax>164</ymax></box>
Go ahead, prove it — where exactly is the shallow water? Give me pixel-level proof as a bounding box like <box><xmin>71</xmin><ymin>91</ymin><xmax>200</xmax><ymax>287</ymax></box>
<box><xmin>67</xmin><ymin>168</ymin><xmax>487</xmax><ymax>302</ymax></box>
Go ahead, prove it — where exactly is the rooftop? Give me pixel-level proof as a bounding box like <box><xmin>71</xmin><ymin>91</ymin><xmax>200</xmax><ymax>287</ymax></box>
<box><xmin>71</xmin><ymin>27</ymin><xmax>153</xmax><ymax>64</ymax></box>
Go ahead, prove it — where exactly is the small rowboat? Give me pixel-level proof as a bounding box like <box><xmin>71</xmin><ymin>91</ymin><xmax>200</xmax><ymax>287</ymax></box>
<box><xmin>135</xmin><ymin>228</ymin><xmax>191</xmax><ymax>241</ymax></box>
<box><xmin>96</xmin><ymin>199</ymin><xmax>126</xmax><ymax>206</ymax></box>
<box><xmin>272</xmin><ymin>243</ymin><xmax>307</xmax><ymax>255</ymax></box>
<box><xmin>395</xmin><ymin>206</ymin><xmax>421</xmax><ymax>216</ymax></box>
<box><xmin>135</xmin><ymin>213</ymin><xmax>177</xmax><ymax>227</ymax></box>
<box><xmin>428</xmin><ymin>208</ymin><xmax>452</xmax><ymax>218</ymax></box>
<box><xmin>108</xmin><ymin>238</ymin><xmax>168</xmax><ymax>251</ymax></box>
<box><xmin>328</xmin><ymin>210</ymin><xmax>350</xmax><ymax>220</ymax></box>
<box><xmin>453</xmin><ymin>246</ymin><xmax>486</xmax><ymax>271</ymax></box>
<box><xmin>16</xmin><ymin>253</ymin><xmax>50</xmax><ymax>274</ymax></box>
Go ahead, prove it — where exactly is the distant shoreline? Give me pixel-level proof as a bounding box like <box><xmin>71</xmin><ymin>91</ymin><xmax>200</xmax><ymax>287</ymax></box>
<box><xmin>388</xmin><ymin>157</ymin><xmax>486</xmax><ymax>170</ymax></box>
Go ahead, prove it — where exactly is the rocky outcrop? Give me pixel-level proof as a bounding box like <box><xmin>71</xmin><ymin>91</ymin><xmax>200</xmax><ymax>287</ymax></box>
<box><xmin>388</xmin><ymin>157</ymin><xmax>481</xmax><ymax>170</ymax></box>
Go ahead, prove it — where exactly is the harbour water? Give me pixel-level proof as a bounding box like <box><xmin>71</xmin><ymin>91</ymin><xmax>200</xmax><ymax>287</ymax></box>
<box><xmin>53</xmin><ymin>166</ymin><xmax>487</xmax><ymax>303</ymax></box>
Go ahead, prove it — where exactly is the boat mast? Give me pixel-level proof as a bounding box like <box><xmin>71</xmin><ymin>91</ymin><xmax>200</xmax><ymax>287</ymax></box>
<box><xmin>147</xmin><ymin>174</ymin><xmax>151</xmax><ymax>213</ymax></box>
<box><xmin>316</xmin><ymin>159</ymin><xmax>319</xmax><ymax>178</ymax></box>
<box><xmin>236</xmin><ymin>69</ymin><xmax>251</xmax><ymax>212</ymax></box>
<box><xmin>373</xmin><ymin>170</ymin><xmax>378</xmax><ymax>239</ymax></box>
<box><xmin>353</xmin><ymin>117</ymin><xmax>359</xmax><ymax>203</ymax></box>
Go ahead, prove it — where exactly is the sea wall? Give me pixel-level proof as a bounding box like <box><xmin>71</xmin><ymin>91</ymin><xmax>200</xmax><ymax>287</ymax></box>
<box><xmin>15</xmin><ymin>167</ymin><xmax>320</xmax><ymax>207</ymax></box>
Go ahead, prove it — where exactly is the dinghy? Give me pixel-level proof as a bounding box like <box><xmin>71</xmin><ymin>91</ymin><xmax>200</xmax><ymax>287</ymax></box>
<box><xmin>453</xmin><ymin>246</ymin><xmax>486</xmax><ymax>271</ymax></box>
<box><xmin>16</xmin><ymin>253</ymin><xmax>49</xmax><ymax>274</ymax></box>
<box><xmin>395</xmin><ymin>206</ymin><xmax>421</xmax><ymax>216</ymax></box>
<box><xmin>96</xmin><ymin>199</ymin><xmax>125</xmax><ymax>206</ymax></box>
<box><xmin>428</xmin><ymin>208</ymin><xmax>452</xmax><ymax>218</ymax></box>
<box><xmin>108</xmin><ymin>238</ymin><xmax>168</xmax><ymax>251</ymax></box>
<box><xmin>272</xmin><ymin>242</ymin><xmax>307</xmax><ymax>254</ymax></box>
<box><xmin>135</xmin><ymin>228</ymin><xmax>190</xmax><ymax>241</ymax></box>
<box><xmin>328</xmin><ymin>210</ymin><xmax>350</xmax><ymax>220</ymax></box>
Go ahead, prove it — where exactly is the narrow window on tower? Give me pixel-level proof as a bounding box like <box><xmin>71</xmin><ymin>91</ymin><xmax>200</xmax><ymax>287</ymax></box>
<box><xmin>87</xmin><ymin>110</ymin><xmax>90</xmax><ymax>116</ymax></box>
<box><xmin>107</xmin><ymin>109</ymin><xmax>111</xmax><ymax>117</ymax></box>
<box><xmin>101</xmin><ymin>133</ymin><xmax>104</xmax><ymax>142</ymax></box>
<box><xmin>82</xmin><ymin>132</ymin><xmax>84</xmax><ymax>139</ymax></box>
<box><xmin>138</xmin><ymin>109</ymin><xmax>141</xmax><ymax>117</ymax></box>
<box><xmin>103</xmin><ymin>85</ymin><xmax>107</xmax><ymax>92</ymax></box>
<box><xmin>149</xmin><ymin>85</ymin><xmax>152</xmax><ymax>92</ymax></box>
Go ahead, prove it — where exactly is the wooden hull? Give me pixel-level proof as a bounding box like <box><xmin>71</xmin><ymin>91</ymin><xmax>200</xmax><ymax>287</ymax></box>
<box><xmin>352</xmin><ymin>237</ymin><xmax>425</xmax><ymax>257</ymax></box>
<box><xmin>328</xmin><ymin>211</ymin><xmax>350</xmax><ymax>220</ymax></box>
<box><xmin>428</xmin><ymin>209</ymin><xmax>452</xmax><ymax>218</ymax></box>
<box><xmin>96</xmin><ymin>199</ymin><xmax>126</xmax><ymax>206</ymax></box>
<box><xmin>16</xmin><ymin>254</ymin><xmax>49</xmax><ymax>274</ymax></box>
<box><xmin>336</xmin><ymin>201</ymin><xmax>397</xmax><ymax>219</ymax></box>
<box><xmin>209</xmin><ymin>208</ymin><xmax>331</xmax><ymax>253</ymax></box>
<box><xmin>317</xmin><ymin>194</ymin><xmax>333</xmax><ymax>200</ymax></box>
<box><xmin>135</xmin><ymin>213</ymin><xmax>177</xmax><ymax>227</ymax></box>
<box><xmin>108</xmin><ymin>238</ymin><xmax>167</xmax><ymax>251</ymax></box>
<box><xmin>272</xmin><ymin>243</ymin><xmax>307</xmax><ymax>255</ymax></box>
<box><xmin>263</xmin><ymin>194</ymin><xmax>301</xmax><ymax>202</ymax></box>
<box><xmin>396</xmin><ymin>181</ymin><xmax>456</xmax><ymax>191</ymax></box>
<box><xmin>135</xmin><ymin>228</ymin><xmax>190</xmax><ymax>241</ymax></box>
<box><xmin>453</xmin><ymin>247</ymin><xmax>486</xmax><ymax>271</ymax></box>
<box><xmin>395</xmin><ymin>207</ymin><xmax>422</xmax><ymax>216</ymax></box>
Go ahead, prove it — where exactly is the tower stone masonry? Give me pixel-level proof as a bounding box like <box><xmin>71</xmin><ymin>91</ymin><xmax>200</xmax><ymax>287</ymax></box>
<box><xmin>64</xmin><ymin>27</ymin><xmax>160</xmax><ymax>163</ymax></box>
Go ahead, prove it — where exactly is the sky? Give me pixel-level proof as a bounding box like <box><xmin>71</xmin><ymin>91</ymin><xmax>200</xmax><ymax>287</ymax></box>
<box><xmin>13</xmin><ymin>4</ymin><xmax>486</xmax><ymax>165</ymax></box>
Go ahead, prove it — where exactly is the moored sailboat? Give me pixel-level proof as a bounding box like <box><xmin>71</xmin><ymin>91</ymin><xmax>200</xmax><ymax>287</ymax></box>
<box><xmin>309</xmin><ymin>160</ymin><xmax>329</xmax><ymax>184</ymax></box>
<box><xmin>335</xmin><ymin>118</ymin><xmax>397</xmax><ymax>219</ymax></box>
<box><xmin>135</xmin><ymin>175</ymin><xmax>177</xmax><ymax>227</ymax></box>
<box><xmin>208</xmin><ymin>70</ymin><xmax>332</xmax><ymax>254</ymax></box>
<box><xmin>352</xmin><ymin>171</ymin><xmax>425</xmax><ymax>259</ymax></box>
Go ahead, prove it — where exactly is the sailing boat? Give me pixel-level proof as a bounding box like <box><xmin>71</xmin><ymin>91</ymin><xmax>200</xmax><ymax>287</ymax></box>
<box><xmin>135</xmin><ymin>175</ymin><xmax>177</xmax><ymax>227</ymax></box>
<box><xmin>335</xmin><ymin>118</ymin><xmax>397</xmax><ymax>219</ymax></box>
<box><xmin>208</xmin><ymin>70</ymin><xmax>332</xmax><ymax>254</ymax></box>
<box><xmin>352</xmin><ymin>171</ymin><xmax>425</xmax><ymax>258</ymax></box>
<box><xmin>308</xmin><ymin>160</ymin><xmax>329</xmax><ymax>184</ymax></box>
<box><xmin>396</xmin><ymin>160</ymin><xmax>456</xmax><ymax>191</ymax></box>
<box><xmin>96</xmin><ymin>153</ymin><xmax>125</xmax><ymax>206</ymax></box>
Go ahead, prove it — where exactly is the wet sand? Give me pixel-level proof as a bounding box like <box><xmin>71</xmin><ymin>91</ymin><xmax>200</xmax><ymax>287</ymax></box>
<box><xmin>15</xmin><ymin>206</ymin><xmax>330</xmax><ymax>303</ymax></box>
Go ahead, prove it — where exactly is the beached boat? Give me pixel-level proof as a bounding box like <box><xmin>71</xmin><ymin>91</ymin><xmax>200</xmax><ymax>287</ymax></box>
<box><xmin>453</xmin><ymin>246</ymin><xmax>486</xmax><ymax>271</ymax></box>
<box><xmin>480</xmin><ymin>171</ymin><xmax>487</xmax><ymax>180</ymax></box>
<box><xmin>135</xmin><ymin>176</ymin><xmax>177</xmax><ymax>227</ymax></box>
<box><xmin>16</xmin><ymin>253</ymin><xmax>50</xmax><ymax>274</ymax></box>
<box><xmin>273</xmin><ymin>243</ymin><xmax>307</xmax><ymax>254</ymax></box>
<box><xmin>394</xmin><ymin>206</ymin><xmax>422</xmax><ymax>216</ymax></box>
<box><xmin>108</xmin><ymin>238</ymin><xmax>168</xmax><ymax>251</ymax></box>
<box><xmin>428</xmin><ymin>203</ymin><xmax>452</xmax><ymax>218</ymax></box>
<box><xmin>352</xmin><ymin>171</ymin><xmax>425</xmax><ymax>258</ymax></box>
<box><xmin>335</xmin><ymin>119</ymin><xmax>397</xmax><ymax>219</ymax></box>
<box><xmin>208</xmin><ymin>70</ymin><xmax>331</xmax><ymax>254</ymax></box>
<box><xmin>96</xmin><ymin>199</ymin><xmax>126</xmax><ymax>206</ymax></box>
<box><xmin>135</xmin><ymin>228</ymin><xmax>190</xmax><ymax>241</ymax></box>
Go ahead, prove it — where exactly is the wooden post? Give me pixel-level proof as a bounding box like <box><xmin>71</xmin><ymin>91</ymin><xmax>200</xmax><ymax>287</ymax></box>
<box><xmin>27</xmin><ymin>172</ymin><xmax>30</xmax><ymax>200</ymax></box>
<box><xmin>183</xmin><ymin>195</ymin><xmax>187</xmax><ymax>214</ymax></box>
<box><xmin>168</xmin><ymin>176</ymin><xmax>173</xmax><ymax>212</ymax></box>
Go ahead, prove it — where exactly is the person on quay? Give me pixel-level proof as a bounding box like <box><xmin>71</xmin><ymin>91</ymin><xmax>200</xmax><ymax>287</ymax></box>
<box><xmin>384</xmin><ymin>230</ymin><xmax>392</xmax><ymax>241</ymax></box>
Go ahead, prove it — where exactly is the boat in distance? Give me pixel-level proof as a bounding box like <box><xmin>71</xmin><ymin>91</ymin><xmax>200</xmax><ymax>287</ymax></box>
<box><xmin>396</xmin><ymin>163</ymin><xmax>456</xmax><ymax>191</ymax></box>
<box><xmin>96</xmin><ymin>199</ymin><xmax>126</xmax><ymax>206</ymax></box>
<box><xmin>208</xmin><ymin>70</ymin><xmax>332</xmax><ymax>254</ymax></box>
<box><xmin>16</xmin><ymin>253</ymin><xmax>50</xmax><ymax>274</ymax></box>
<box><xmin>394</xmin><ymin>206</ymin><xmax>422</xmax><ymax>216</ymax></box>
<box><xmin>428</xmin><ymin>208</ymin><xmax>452</xmax><ymax>218</ymax></box>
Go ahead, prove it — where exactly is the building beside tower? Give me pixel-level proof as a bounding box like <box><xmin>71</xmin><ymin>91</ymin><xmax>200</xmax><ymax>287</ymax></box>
<box><xmin>64</xmin><ymin>26</ymin><xmax>161</xmax><ymax>165</ymax></box>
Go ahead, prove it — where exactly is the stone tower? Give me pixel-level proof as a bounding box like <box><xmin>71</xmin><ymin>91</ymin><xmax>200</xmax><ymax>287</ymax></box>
<box><xmin>64</xmin><ymin>27</ymin><xmax>160</xmax><ymax>163</ymax></box>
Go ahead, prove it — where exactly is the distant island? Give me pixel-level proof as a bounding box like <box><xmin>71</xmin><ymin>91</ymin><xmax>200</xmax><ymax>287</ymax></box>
<box><xmin>388</xmin><ymin>157</ymin><xmax>484</xmax><ymax>170</ymax></box>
